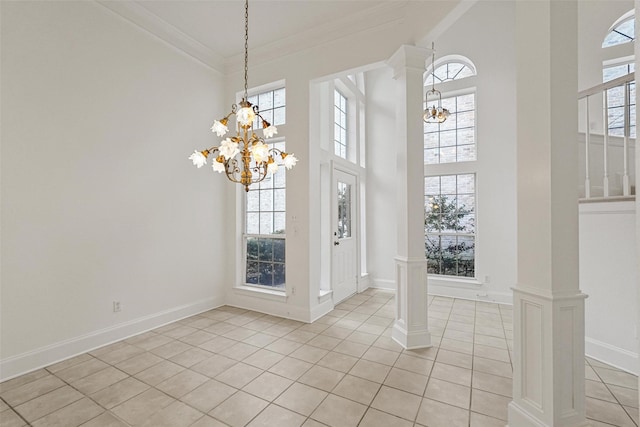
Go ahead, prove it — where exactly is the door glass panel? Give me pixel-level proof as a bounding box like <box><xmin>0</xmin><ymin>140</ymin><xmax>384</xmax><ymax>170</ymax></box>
<box><xmin>337</xmin><ymin>181</ymin><xmax>351</xmax><ymax>238</ymax></box>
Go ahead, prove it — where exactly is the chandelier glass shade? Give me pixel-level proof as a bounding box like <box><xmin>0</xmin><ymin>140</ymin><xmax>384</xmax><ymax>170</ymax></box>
<box><xmin>423</xmin><ymin>42</ymin><xmax>450</xmax><ymax>124</ymax></box>
<box><xmin>188</xmin><ymin>0</ymin><xmax>297</xmax><ymax>192</ymax></box>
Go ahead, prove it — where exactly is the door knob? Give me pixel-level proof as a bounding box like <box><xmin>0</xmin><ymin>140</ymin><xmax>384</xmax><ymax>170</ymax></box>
<box><xmin>334</xmin><ymin>241</ymin><xmax>340</xmax><ymax>246</ymax></box>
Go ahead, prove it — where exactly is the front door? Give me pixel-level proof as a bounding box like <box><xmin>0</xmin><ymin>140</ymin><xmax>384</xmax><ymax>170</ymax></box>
<box><xmin>332</xmin><ymin>169</ymin><xmax>358</xmax><ymax>304</ymax></box>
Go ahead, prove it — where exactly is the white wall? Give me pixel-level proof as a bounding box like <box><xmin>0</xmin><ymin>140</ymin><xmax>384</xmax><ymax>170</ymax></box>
<box><xmin>580</xmin><ymin>202</ymin><xmax>638</xmax><ymax>374</ymax></box>
<box><xmin>1</xmin><ymin>1</ymin><xmax>228</xmax><ymax>380</ymax></box>
<box><xmin>366</xmin><ymin>1</ymin><xmax>518</xmax><ymax>303</ymax></box>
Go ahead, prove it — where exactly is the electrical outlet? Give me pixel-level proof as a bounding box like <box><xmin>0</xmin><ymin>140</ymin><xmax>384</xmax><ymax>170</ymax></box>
<box><xmin>113</xmin><ymin>301</ymin><xmax>122</xmax><ymax>312</ymax></box>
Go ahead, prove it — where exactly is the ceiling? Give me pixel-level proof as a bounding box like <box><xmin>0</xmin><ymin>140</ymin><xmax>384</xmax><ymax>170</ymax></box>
<box><xmin>99</xmin><ymin>0</ymin><xmax>468</xmax><ymax>72</ymax></box>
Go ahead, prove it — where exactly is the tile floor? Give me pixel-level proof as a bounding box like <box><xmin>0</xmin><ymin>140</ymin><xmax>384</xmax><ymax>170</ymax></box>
<box><xmin>1</xmin><ymin>289</ymin><xmax>638</xmax><ymax>427</ymax></box>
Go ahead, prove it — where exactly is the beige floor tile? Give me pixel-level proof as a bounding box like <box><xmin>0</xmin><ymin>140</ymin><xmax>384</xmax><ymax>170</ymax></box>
<box><xmin>243</xmin><ymin>348</ymin><xmax>285</xmax><ymax>370</ymax></box>
<box><xmin>393</xmin><ymin>353</ymin><xmax>434</xmax><ymax>376</ymax></box>
<box><xmin>609</xmin><ymin>384</ymin><xmax>639</xmax><ymax>408</ymax></box>
<box><xmin>204</xmin><ymin>322</ymin><xmax>238</xmax><ymax>336</ymax></box>
<box><xmin>283</xmin><ymin>329</ymin><xmax>318</xmax><ymax>344</ymax></box>
<box><xmin>332</xmin><ymin>374</ymin><xmax>381</xmax><ymax>405</ymax></box>
<box><xmin>268</xmin><ymin>357</ymin><xmax>313</xmax><ymax>381</ymax></box>
<box><xmin>585</xmin><ymin>379</ymin><xmax>617</xmax><ymax>403</ymax></box>
<box><xmin>169</xmin><ymin>347</ymin><xmax>213</xmax><ymax>368</ymax></box>
<box><xmin>469</xmin><ymin>411</ymin><xmax>506</xmax><ymax>427</ymax></box>
<box><xmin>317</xmin><ymin>352</ymin><xmax>359</xmax><ymax>373</ymax></box>
<box><xmin>444</xmin><ymin>329</ymin><xmax>474</xmax><ymax>343</ymax></box>
<box><xmin>140</xmin><ymin>401</ymin><xmax>204</xmax><ymax>427</ymax></box>
<box><xmin>383</xmin><ymin>367</ymin><xmax>428</xmax><ymax>396</ymax></box>
<box><xmin>215</xmin><ymin>362</ymin><xmax>262</xmax><ymax>389</ymax></box>
<box><xmin>0</xmin><ymin>399</ymin><xmax>8</xmax><ymax>412</ymax></box>
<box><xmin>439</xmin><ymin>338</ymin><xmax>474</xmax><ymax>355</ymax></box>
<box><xmin>189</xmin><ymin>415</ymin><xmax>228</xmax><ymax>427</ymax></box>
<box><xmin>371</xmin><ymin>336</ymin><xmax>404</xmax><ymax>352</ymax></box>
<box><xmin>247</xmin><ymin>404</ymin><xmax>306</xmax><ymax>427</ymax></box>
<box><xmin>349</xmin><ymin>359</ymin><xmax>391</xmax><ymax>383</ymax></box>
<box><xmin>90</xmin><ymin>342</ymin><xmax>130</xmax><ymax>358</ymax></box>
<box><xmin>345</xmin><ymin>331</ymin><xmax>377</xmax><ymax>346</ymax></box>
<box><xmin>473</xmin><ymin>344</ymin><xmax>511</xmax><ymax>363</ymax></box>
<box><xmin>431</xmin><ymin>362</ymin><xmax>472</xmax><ymax>387</ymax></box>
<box><xmin>78</xmin><ymin>411</ymin><xmax>128</xmax><ymax>426</ymax></box>
<box><xmin>586</xmin><ymin>396</ymin><xmax>636</xmax><ymax>427</ymax></box>
<box><xmin>242</xmin><ymin>332</ymin><xmax>279</xmax><ymax>348</ymax></box>
<box><xmin>594</xmin><ymin>367</ymin><xmax>638</xmax><ymax>389</ymax></box>
<box><xmin>115</xmin><ymin>352</ymin><xmax>163</xmax><ymax>375</ymax></box>
<box><xmin>0</xmin><ymin>370</ymin><xmax>49</xmax><ymax>394</ymax></box>
<box><xmin>130</xmin><ymin>334</ymin><xmax>172</xmax><ymax>351</ymax></box>
<box><xmin>54</xmin><ymin>358</ymin><xmax>110</xmax><ymax>383</ymax></box>
<box><xmin>0</xmin><ymin>408</ymin><xmax>28</xmax><ymax>427</ymax></box>
<box><xmin>472</xmin><ymin>371</ymin><xmax>512</xmax><ymax>398</ymax></box>
<box><xmin>361</xmin><ymin>347</ymin><xmax>400</xmax><ymax>366</ymax></box>
<box><xmin>370</xmin><ymin>385</ymin><xmax>421</xmax><ymax>421</ymax></box>
<box><xmin>298</xmin><ymin>365</ymin><xmax>344</xmax><ymax>392</ymax></box>
<box><xmin>219</xmin><ymin>342</ymin><xmax>260</xmax><ymax>361</ymax></box>
<box><xmin>156</xmin><ymin>369</ymin><xmax>209</xmax><ymax>399</ymax></box>
<box><xmin>149</xmin><ymin>340</ymin><xmax>192</xmax><ymax>359</ymax></box>
<box><xmin>625</xmin><ymin>406</ymin><xmax>638</xmax><ymax>424</ymax></box>
<box><xmin>209</xmin><ymin>391</ymin><xmax>268</xmax><ymax>427</ymax></box>
<box><xmin>321</xmin><ymin>325</ymin><xmax>353</xmax><ymax>340</ymax></box>
<box><xmin>435</xmin><ymin>349</ymin><xmax>473</xmax><ymax>370</ymax></box>
<box><xmin>90</xmin><ymin>377</ymin><xmax>149</xmax><ymax>409</ymax></box>
<box><xmin>179</xmin><ymin>330</ymin><xmax>217</xmax><ymax>347</ymax></box>
<box><xmin>307</xmin><ymin>335</ymin><xmax>341</xmax><ymax>350</ymax></box>
<box><xmin>265</xmin><ymin>338</ymin><xmax>303</xmax><ymax>355</ymax></box>
<box><xmin>180</xmin><ymin>379</ymin><xmax>236</xmax><ymax>413</ymax></box>
<box><xmin>311</xmin><ymin>394</ymin><xmax>367</xmax><ymax>427</ymax></box>
<box><xmin>474</xmin><ymin>334</ymin><xmax>508</xmax><ymax>350</ymax></box>
<box><xmin>424</xmin><ymin>378</ymin><xmax>470</xmax><ymax>410</ymax></box>
<box><xmin>46</xmin><ymin>354</ymin><xmax>93</xmax><ymax>373</ymax></box>
<box><xmin>111</xmin><ymin>388</ymin><xmax>174</xmax><ymax>426</ymax></box>
<box><xmin>243</xmin><ymin>372</ymin><xmax>293</xmax><ymax>401</ymax></box>
<box><xmin>472</xmin><ymin>356</ymin><xmax>512</xmax><ymax>379</ymax></box>
<box><xmin>289</xmin><ymin>345</ymin><xmax>328</xmax><ymax>364</ymax></box>
<box><xmin>134</xmin><ymin>360</ymin><xmax>185</xmax><ymax>386</ymax></box>
<box><xmin>471</xmin><ymin>389</ymin><xmax>510</xmax><ymax>421</ymax></box>
<box><xmin>586</xmin><ymin>365</ymin><xmax>600</xmax><ymax>381</ymax></box>
<box><xmin>95</xmin><ymin>344</ymin><xmax>144</xmax><ymax>365</ymax></box>
<box><xmin>263</xmin><ymin>324</ymin><xmax>299</xmax><ymax>338</ymax></box>
<box><xmin>191</xmin><ymin>355</ymin><xmax>237</xmax><ymax>378</ymax></box>
<box><xmin>31</xmin><ymin>397</ymin><xmax>103</xmax><ymax>427</ymax></box>
<box><xmin>415</xmin><ymin>397</ymin><xmax>469</xmax><ymax>427</ymax></box>
<box><xmin>356</xmin><ymin>323</ymin><xmax>386</xmax><ymax>336</ymax></box>
<box><xmin>14</xmin><ymin>385</ymin><xmax>83</xmax><ymax>423</ymax></box>
<box><xmin>222</xmin><ymin>326</ymin><xmax>258</xmax><ymax>342</ymax></box>
<box><xmin>333</xmin><ymin>341</ymin><xmax>369</xmax><ymax>358</ymax></box>
<box><xmin>72</xmin><ymin>367</ymin><xmax>128</xmax><ymax>395</ymax></box>
<box><xmin>274</xmin><ymin>383</ymin><xmax>328</xmax><ymax>416</ymax></box>
<box><xmin>198</xmin><ymin>336</ymin><xmax>237</xmax><ymax>353</ymax></box>
<box><xmin>1</xmin><ymin>374</ymin><xmax>65</xmax><ymax>406</ymax></box>
<box><xmin>359</xmin><ymin>408</ymin><xmax>412</xmax><ymax>427</ymax></box>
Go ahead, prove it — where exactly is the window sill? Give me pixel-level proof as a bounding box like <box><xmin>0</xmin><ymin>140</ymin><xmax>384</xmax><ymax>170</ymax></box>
<box><xmin>234</xmin><ymin>285</ymin><xmax>287</xmax><ymax>302</ymax></box>
<box><xmin>318</xmin><ymin>289</ymin><xmax>333</xmax><ymax>304</ymax></box>
<box><xmin>428</xmin><ymin>275</ymin><xmax>482</xmax><ymax>287</ymax></box>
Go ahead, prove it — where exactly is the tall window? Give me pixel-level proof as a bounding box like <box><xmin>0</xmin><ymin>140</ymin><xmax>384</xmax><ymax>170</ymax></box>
<box><xmin>244</xmin><ymin>87</ymin><xmax>286</xmax><ymax>289</ymax></box>
<box><xmin>602</xmin><ymin>12</ymin><xmax>634</xmax><ymax>48</ymax></box>
<box><xmin>425</xmin><ymin>174</ymin><xmax>475</xmax><ymax>277</ymax></box>
<box><xmin>424</xmin><ymin>59</ymin><xmax>477</xmax><ymax>279</ymax></box>
<box><xmin>334</xmin><ymin>90</ymin><xmax>348</xmax><ymax>159</ymax></box>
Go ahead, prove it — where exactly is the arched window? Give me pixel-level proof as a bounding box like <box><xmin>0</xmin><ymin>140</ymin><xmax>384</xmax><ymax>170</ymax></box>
<box><xmin>602</xmin><ymin>10</ymin><xmax>635</xmax><ymax>48</ymax></box>
<box><xmin>424</xmin><ymin>56</ymin><xmax>477</xmax><ymax>279</ymax></box>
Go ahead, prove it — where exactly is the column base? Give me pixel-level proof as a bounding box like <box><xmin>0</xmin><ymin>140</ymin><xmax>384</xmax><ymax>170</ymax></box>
<box><xmin>508</xmin><ymin>401</ymin><xmax>591</xmax><ymax>427</ymax></box>
<box><xmin>392</xmin><ymin>321</ymin><xmax>431</xmax><ymax>349</ymax></box>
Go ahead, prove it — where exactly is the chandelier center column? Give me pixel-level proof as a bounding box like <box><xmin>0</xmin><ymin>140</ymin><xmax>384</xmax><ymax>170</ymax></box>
<box><xmin>386</xmin><ymin>45</ymin><xmax>431</xmax><ymax>349</ymax></box>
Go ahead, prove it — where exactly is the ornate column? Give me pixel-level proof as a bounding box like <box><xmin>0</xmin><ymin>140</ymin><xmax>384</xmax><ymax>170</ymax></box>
<box><xmin>508</xmin><ymin>1</ymin><xmax>588</xmax><ymax>426</ymax></box>
<box><xmin>386</xmin><ymin>45</ymin><xmax>431</xmax><ymax>349</ymax></box>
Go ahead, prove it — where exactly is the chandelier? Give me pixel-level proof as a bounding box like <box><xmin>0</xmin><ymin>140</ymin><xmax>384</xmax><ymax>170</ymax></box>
<box><xmin>189</xmin><ymin>0</ymin><xmax>297</xmax><ymax>192</ymax></box>
<box><xmin>423</xmin><ymin>42</ymin><xmax>450</xmax><ymax>124</ymax></box>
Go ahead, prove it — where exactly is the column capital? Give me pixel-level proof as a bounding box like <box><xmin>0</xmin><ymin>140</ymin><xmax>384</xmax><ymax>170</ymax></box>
<box><xmin>386</xmin><ymin>45</ymin><xmax>431</xmax><ymax>79</ymax></box>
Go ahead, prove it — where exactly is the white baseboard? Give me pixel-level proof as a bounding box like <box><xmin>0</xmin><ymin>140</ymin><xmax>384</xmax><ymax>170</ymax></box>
<box><xmin>585</xmin><ymin>337</ymin><xmax>639</xmax><ymax>375</ymax></box>
<box><xmin>0</xmin><ymin>296</ymin><xmax>224</xmax><ymax>382</ymax></box>
<box><xmin>429</xmin><ymin>283</ymin><xmax>512</xmax><ymax>305</ymax></box>
<box><xmin>370</xmin><ymin>278</ymin><xmax>395</xmax><ymax>291</ymax></box>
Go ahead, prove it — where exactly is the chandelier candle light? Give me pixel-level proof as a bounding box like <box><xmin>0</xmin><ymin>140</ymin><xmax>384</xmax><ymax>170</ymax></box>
<box><xmin>423</xmin><ymin>42</ymin><xmax>450</xmax><ymax>124</ymax></box>
<box><xmin>189</xmin><ymin>0</ymin><xmax>297</xmax><ymax>192</ymax></box>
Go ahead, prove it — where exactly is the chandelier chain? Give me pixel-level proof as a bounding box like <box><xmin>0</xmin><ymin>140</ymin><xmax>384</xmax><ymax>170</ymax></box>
<box><xmin>243</xmin><ymin>0</ymin><xmax>249</xmax><ymax>100</ymax></box>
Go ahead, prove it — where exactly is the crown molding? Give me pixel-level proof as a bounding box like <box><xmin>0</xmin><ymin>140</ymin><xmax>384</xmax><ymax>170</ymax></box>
<box><xmin>96</xmin><ymin>0</ymin><xmax>225</xmax><ymax>73</ymax></box>
<box><xmin>224</xmin><ymin>2</ymin><xmax>408</xmax><ymax>74</ymax></box>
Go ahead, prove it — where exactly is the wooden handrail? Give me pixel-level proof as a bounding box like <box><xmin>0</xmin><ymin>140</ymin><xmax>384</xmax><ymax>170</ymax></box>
<box><xmin>578</xmin><ymin>72</ymin><xmax>634</xmax><ymax>99</ymax></box>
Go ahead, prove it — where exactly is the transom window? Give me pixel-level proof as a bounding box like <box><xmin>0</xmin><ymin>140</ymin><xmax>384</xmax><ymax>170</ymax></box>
<box><xmin>425</xmin><ymin>174</ymin><xmax>476</xmax><ymax>277</ymax></box>
<box><xmin>424</xmin><ymin>93</ymin><xmax>476</xmax><ymax>164</ymax></box>
<box><xmin>425</xmin><ymin>62</ymin><xmax>474</xmax><ymax>86</ymax></box>
<box><xmin>244</xmin><ymin>140</ymin><xmax>286</xmax><ymax>289</ymax></box>
<box><xmin>334</xmin><ymin>90</ymin><xmax>348</xmax><ymax>159</ymax></box>
<box><xmin>248</xmin><ymin>87</ymin><xmax>286</xmax><ymax>128</ymax></box>
<box><xmin>603</xmin><ymin>14</ymin><xmax>635</xmax><ymax>48</ymax></box>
